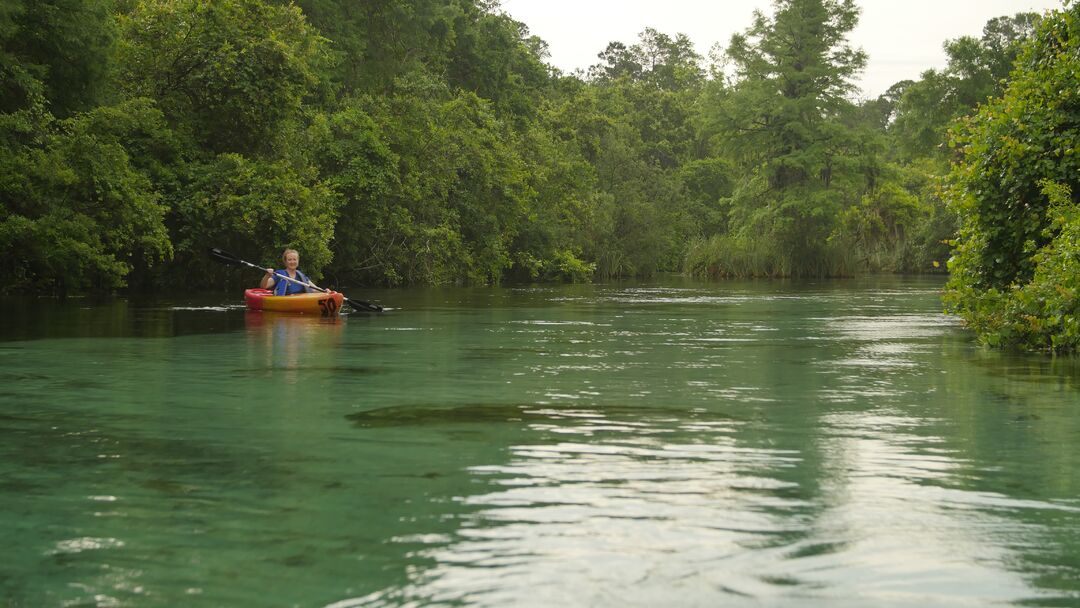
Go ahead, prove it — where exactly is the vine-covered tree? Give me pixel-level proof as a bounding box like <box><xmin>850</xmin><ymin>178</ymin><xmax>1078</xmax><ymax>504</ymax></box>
<box><xmin>945</xmin><ymin>4</ymin><xmax>1080</xmax><ymax>351</ymax></box>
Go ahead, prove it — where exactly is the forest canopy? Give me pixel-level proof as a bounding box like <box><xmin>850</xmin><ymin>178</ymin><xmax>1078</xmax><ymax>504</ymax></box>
<box><xmin>1</xmin><ymin>0</ymin><xmax>1075</xmax><ymax>353</ymax></box>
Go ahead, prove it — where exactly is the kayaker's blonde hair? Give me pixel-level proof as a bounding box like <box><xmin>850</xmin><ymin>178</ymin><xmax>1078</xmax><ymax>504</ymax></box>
<box><xmin>282</xmin><ymin>248</ymin><xmax>299</xmax><ymax>262</ymax></box>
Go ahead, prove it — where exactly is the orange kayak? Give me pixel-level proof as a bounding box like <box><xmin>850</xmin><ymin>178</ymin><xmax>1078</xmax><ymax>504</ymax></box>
<box><xmin>244</xmin><ymin>288</ymin><xmax>344</xmax><ymax>315</ymax></box>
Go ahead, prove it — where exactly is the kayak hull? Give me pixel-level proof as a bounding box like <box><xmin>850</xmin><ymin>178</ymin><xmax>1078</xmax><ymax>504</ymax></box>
<box><xmin>244</xmin><ymin>288</ymin><xmax>344</xmax><ymax>315</ymax></box>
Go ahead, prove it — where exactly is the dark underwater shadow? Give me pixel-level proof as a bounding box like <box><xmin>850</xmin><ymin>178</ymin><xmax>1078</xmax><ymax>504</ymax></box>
<box><xmin>346</xmin><ymin>402</ymin><xmax>751</xmax><ymax>428</ymax></box>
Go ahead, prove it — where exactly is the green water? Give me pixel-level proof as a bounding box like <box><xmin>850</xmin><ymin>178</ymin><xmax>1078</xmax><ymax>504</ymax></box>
<box><xmin>2</xmin><ymin>277</ymin><xmax>1079</xmax><ymax>607</ymax></box>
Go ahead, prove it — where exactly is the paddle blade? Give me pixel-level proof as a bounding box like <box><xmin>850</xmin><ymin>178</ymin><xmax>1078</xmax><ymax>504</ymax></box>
<box><xmin>344</xmin><ymin>297</ymin><xmax>383</xmax><ymax>313</ymax></box>
<box><xmin>207</xmin><ymin>247</ymin><xmax>244</xmax><ymax>266</ymax></box>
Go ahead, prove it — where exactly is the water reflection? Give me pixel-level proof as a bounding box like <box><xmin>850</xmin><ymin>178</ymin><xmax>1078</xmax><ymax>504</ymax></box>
<box><xmin>0</xmin><ymin>296</ymin><xmax>253</xmax><ymax>342</ymax></box>
<box><xmin>335</xmin><ymin>408</ymin><xmax>808</xmax><ymax>607</ymax></box>
<box><xmin>341</xmin><ymin>402</ymin><xmax>1078</xmax><ymax>607</ymax></box>
<box><xmin>244</xmin><ymin>311</ymin><xmax>344</xmax><ymax>384</ymax></box>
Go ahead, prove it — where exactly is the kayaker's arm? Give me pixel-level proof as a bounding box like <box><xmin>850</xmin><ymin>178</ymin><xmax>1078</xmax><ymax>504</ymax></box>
<box><xmin>260</xmin><ymin>268</ymin><xmax>275</xmax><ymax>289</ymax></box>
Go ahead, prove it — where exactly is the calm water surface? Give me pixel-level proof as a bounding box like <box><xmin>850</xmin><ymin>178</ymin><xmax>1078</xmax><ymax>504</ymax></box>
<box><xmin>2</xmin><ymin>277</ymin><xmax>1079</xmax><ymax>607</ymax></box>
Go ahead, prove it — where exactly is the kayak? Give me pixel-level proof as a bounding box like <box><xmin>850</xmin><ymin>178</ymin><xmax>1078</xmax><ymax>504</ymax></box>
<box><xmin>244</xmin><ymin>288</ymin><xmax>344</xmax><ymax>315</ymax></box>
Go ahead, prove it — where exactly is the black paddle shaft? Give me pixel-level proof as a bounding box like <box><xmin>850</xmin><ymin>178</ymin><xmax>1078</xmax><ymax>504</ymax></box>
<box><xmin>207</xmin><ymin>248</ymin><xmax>384</xmax><ymax>313</ymax></box>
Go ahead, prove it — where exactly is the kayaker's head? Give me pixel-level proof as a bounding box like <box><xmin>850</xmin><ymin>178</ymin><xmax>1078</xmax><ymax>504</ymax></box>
<box><xmin>282</xmin><ymin>248</ymin><xmax>300</xmax><ymax>271</ymax></box>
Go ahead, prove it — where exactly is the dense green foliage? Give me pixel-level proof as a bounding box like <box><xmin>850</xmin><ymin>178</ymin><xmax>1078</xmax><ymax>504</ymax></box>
<box><xmin>0</xmin><ymin>0</ymin><xmax>1066</xmax><ymax>315</ymax></box>
<box><xmin>944</xmin><ymin>5</ymin><xmax>1080</xmax><ymax>352</ymax></box>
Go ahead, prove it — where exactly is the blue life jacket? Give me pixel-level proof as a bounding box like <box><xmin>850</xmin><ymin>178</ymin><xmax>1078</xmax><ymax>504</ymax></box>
<box><xmin>272</xmin><ymin>269</ymin><xmax>312</xmax><ymax>296</ymax></box>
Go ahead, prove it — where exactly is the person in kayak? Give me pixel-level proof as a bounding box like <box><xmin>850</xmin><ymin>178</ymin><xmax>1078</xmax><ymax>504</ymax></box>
<box><xmin>260</xmin><ymin>248</ymin><xmax>320</xmax><ymax>295</ymax></box>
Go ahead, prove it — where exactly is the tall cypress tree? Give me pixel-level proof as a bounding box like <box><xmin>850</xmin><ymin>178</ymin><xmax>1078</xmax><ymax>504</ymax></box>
<box><xmin>713</xmin><ymin>0</ymin><xmax>866</xmax><ymax>275</ymax></box>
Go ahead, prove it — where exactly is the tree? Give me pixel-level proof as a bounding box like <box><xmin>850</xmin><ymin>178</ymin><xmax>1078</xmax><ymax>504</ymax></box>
<box><xmin>290</xmin><ymin>0</ymin><xmax>461</xmax><ymax>93</ymax></box>
<box><xmin>116</xmin><ymin>0</ymin><xmax>330</xmax><ymax>156</ymax></box>
<box><xmin>724</xmin><ymin>0</ymin><xmax>864</xmax><ymax>188</ymax></box>
<box><xmin>0</xmin><ymin>0</ymin><xmax>116</xmax><ymax>117</ymax></box>
<box><xmin>588</xmin><ymin>28</ymin><xmax>703</xmax><ymax>92</ymax></box>
<box><xmin>447</xmin><ymin>10</ymin><xmax>551</xmax><ymax>122</ymax></box>
<box><xmin>576</xmin><ymin>29</ymin><xmax>709</xmax><ymax>277</ymax></box>
<box><xmin>0</xmin><ymin>100</ymin><xmax>173</xmax><ymax>294</ymax></box>
<box><xmin>946</xmin><ymin>13</ymin><xmax>1041</xmax><ymax>106</ymax></box>
<box><xmin>945</xmin><ymin>5</ymin><xmax>1080</xmax><ymax>351</ymax></box>
<box><xmin>704</xmin><ymin>0</ymin><xmax>867</xmax><ymax>275</ymax></box>
<box><xmin>890</xmin><ymin>12</ymin><xmax>1040</xmax><ymax>160</ymax></box>
<box><xmin>309</xmin><ymin>86</ymin><xmax>533</xmax><ymax>286</ymax></box>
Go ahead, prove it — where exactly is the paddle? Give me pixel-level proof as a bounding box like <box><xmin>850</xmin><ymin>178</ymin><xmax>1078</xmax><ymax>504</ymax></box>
<box><xmin>208</xmin><ymin>247</ymin><xmax>384</xmax><ymax>313</ymax></box>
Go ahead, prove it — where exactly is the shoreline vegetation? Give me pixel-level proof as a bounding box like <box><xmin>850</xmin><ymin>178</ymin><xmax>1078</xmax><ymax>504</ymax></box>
<box><xmin>1</xmin><ymin>1</ymin><xmax>1077</xmax><ymax>350</ymax></box>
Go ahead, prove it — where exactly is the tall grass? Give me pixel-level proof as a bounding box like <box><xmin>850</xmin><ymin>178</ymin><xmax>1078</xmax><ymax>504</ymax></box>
<box><xmin>683</xmin><ymin>233</ymin><xmax>858</xmax><ymax>278</ymax></box>
<box><xmin>685</xmin><ymin>228</ymin><xmax>949</xmax><ymax>279</ymax></box>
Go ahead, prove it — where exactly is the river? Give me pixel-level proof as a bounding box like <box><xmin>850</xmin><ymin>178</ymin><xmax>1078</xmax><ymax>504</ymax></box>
<box><xmin>2</xmin><ymin>277</ymin><xmax>1078</xmax><ymax>607</ymax></box>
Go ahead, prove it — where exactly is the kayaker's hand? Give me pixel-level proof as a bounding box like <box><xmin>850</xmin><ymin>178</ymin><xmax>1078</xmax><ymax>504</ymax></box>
<box><xmin>265</xmin><ymin>268</ymin><xmax>274</xmax><ymax>276</ymax></box>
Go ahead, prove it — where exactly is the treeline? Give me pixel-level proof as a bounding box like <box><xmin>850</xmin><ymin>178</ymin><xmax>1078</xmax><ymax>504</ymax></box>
<box><xmin>0</xmin><ymin>0</ymin><xmax>1064</xmax><ymax>300</ymax></box>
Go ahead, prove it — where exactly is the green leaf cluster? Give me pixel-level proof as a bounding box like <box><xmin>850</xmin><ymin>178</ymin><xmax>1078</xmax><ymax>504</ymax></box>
<box><xmin>946</xmin><ymin>182</ymin><xmax>1080</xmax><ymax>351</ymax></box>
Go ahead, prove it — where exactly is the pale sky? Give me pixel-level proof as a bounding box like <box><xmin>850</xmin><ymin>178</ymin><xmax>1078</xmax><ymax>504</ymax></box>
<box><xmin>498</xmin><ymin>0</ymin><xmax>1064</xmax><ymax>98</ymax></box>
